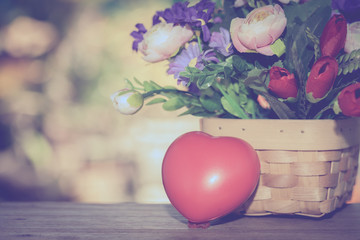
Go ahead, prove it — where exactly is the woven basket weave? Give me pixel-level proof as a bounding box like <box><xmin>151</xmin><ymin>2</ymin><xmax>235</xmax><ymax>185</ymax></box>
<box><xmin>200</xmin><ymin>118</ymin><xmax>360</xmax><ymax>217</ymax></box>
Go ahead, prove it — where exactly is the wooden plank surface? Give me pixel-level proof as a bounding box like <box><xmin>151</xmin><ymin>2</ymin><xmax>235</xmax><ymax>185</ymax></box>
<box><xmin>0</xmin><ymin>202</ymin><xmax>359</xmax><ymax>240</ymax></box>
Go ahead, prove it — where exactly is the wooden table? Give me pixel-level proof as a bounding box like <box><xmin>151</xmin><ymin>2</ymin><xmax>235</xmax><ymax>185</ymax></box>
<box><xmin>0</xmin><ymin>202</ymin><xmax>359</xmax><ymax>240</ymax></box>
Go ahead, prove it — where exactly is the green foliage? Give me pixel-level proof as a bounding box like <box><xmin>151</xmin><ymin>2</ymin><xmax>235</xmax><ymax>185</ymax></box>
<box><xmin>146</xmin><ymin>98</ymin><xmax>167</xmax><ymax>105</ymax></box>
<box><xmin>162</xmin><ymin>97</ymin><xmax>185</xmax><ymax>111</ymax></box>
<box><xmin>281</xmin><ymin>0</ymin><xmax>332</xmax><ymax>119</ymax></box>
<box><xmin>338</xmin><ymin>49</ymin><xmax>360</xmax><ymax>75</ymax></box>
<box><xmin>199</xmin><ymin>93</ymin><xmax>223</xmax><ymax>113</ymax></box>
<box><xmin>305</xmin><ymin>27</ymin><xmax>321</xmax><ymax>62</ymax></box>
<box><xmin>283</xmin><ymin>0</ymin><xmax>331</xmax><ymax>77</ymax></box>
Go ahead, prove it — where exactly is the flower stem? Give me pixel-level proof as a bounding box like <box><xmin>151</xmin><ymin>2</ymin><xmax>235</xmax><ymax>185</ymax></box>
<box><xmin>196</xmin><ymin>33</ymin><xmax>203</xmax><ymax>53</ymax></box>
<box><xmin>142</xmin><ymin>88</ymin><xmax>197</xmax><ymax>99</ymax></box>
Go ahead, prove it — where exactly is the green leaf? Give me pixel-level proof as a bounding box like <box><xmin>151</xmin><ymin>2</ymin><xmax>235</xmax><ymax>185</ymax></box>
<box><xmin>206</xmin><ymin>63</ymin><xmax>224</xmax><ymax>71</ymax></box>
<box><xmin>284</xmin><ymin>0</ymin><xmax>331</xmax><ymax>24</ymax></box>
<box><xmin>243</xmin><ymin>68</ymin><xmax>268</xmax><ymax>92</ymax></box>
<box><xmin>262</xmin><ymin>92</ymin><xmax>296</xmax><ymax>119</ymax></box>
<box><xmin>197</xmin><ymin>75</ymin><xmax>215</xmax><ymax>89</ymax></box>
<box><xmin>162</xmin><ymin>97</ymin><xmax>185</xmax><ymax>111</ymax></box>
<box><xmin>305</xmin><ymin>27</ymin><xmax>321</xmax><ymax>61</ymax></box>
<box><xmin>215</xmin><ymin>82</ymin><xmax>248</xmax><ymax>119</ymax></box>
<box><xmin>244</xmin><ymin>99</ymin><xmax>257</xmax><ymax>118</ymax></box>
<box><xmin>224</xmin><ymin>66</ymin><xmax>233</xmax><ymax>80</ymax></box>
<box><xmin>178</xmin><ymin>106</ymin><xmax>217</xmax><ymax>117</ymax></box>
<box><xmin>200</xmin><ymin>94</ymin><xmax>223</xmax><ymax>113</ymax></box>
<box><xmin>163</xmin><ymin>85</ymin><xmax>177</xmax><ymax>90</ymax></box>
<box><xmin>221</xmin><ymin>96</ymin><xmax>241</xmax><ymax>118</ymax></box>
<box><xmin>247</xmin><ymin>0</ymin><xmax>256</xmax><ymax>8</ymax></box>
<box><xmin>125</xmin><ymin>78</ymin><xmax>135</xmax><ymax>90</ymax></box>
<box><xmin>272</xmin><ymin>60</ymin><xmax>284</xmax><ymax>68</ymax></box>
<box><xmin>191</xmin><ymin>112</ymin><xmax>219</xmax><ymax>117</ymax></box>
<box><xmin>220</xmin><ymin>95</ymin><xmax>249</xmax><ymax>119</ymax></box>
<box><xmin>186</xmin><ymin>66</ymin><xmax>201</xmax><ymax>74</ymax></box>
<box><xmin>149</xmin><ymin>80</ymin><xmax>162</xmax><ymax>90</ymax></box>
<box><xmin>232</xmin><ymin>55</ymin><xmax>249</xmax><ymax>72</ymax></box>
<box><xmin>338</xmin><ymin>49</ymin><xmax>360</xmax><ymax>76</ymax></box>
<box><xmin>232</xmin><ymin>83</ymin><xmax>240</xmax><ymax>94</ymax></box>
<box><xmin>179</xmin><ymin>71</ymin><xmax>191</xmax><ymax>78</ymax></box>
<box><xmin>133</xmin><ymin>77</ymin><xmax>143</xmax><ymax>87</ymax></box>
<box><xmin>146</xmin><ymin>98</ymin><xmax>167</xmax><ymax>105</ymax></box>
<box><xmin>143</xmin><ymin>81</ymin><xmax>158</xmax><ymax>91</ymax></box>
<box><xmin>178</xmin><ymin>106</ymin><xmax>202</xmax><ymax>116</ymax></box>
<box><xmin>270</xmin><ymin>39</ymin><xmax>286</xmax><ymax>57</ymax></box>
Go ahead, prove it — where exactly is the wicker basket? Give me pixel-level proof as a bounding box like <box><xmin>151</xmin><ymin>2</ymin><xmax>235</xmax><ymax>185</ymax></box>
<box><xmin>200</xmin><ymin>118</ymin><xmax>360</xmax><ymax>217</ymax></box>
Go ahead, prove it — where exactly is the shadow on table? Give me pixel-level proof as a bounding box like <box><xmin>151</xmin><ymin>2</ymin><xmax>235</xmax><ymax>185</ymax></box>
<box><xmin>163</xmin><ymin>204</ymin><xmax>188</xmax><ymax>225</ymax></box>
<box><xmin>213</xmin><ymin>203</ymin><xmax>350</xmax><ymax>225</ymax></box>
<box><xmin>163</xmin><ymin>204</ymin><xmax>245</xmax><ymax>226</ymax></box>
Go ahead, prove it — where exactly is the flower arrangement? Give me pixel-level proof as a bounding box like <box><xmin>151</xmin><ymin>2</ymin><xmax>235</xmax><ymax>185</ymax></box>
<box><xmin>111</xmin><ymin>0</ymin><xmax>360</xmax><ymax>119</ymax></box>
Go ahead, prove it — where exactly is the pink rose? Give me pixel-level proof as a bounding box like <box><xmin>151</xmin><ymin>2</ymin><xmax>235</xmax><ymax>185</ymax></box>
<box><xmin>344</xmin><ymin>21</ymin><xmax>360</xmax><ymax>53</ymax></box>
<box><xmin>138</xmin><ymin>23</ymin><xmax>193</xmax><ymax>63</ymax></box>
<box><xmin>230</xmin><ymin>4</ymin><xmax>287</xmax><ymax>56</ymax></box>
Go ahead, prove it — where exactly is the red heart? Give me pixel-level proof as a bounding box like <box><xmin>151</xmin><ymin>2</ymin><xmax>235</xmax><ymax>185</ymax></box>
<box><xmin>162</xmin><ymin>131</ymin><xmax>260</xmax><ymax>225</ymax></box>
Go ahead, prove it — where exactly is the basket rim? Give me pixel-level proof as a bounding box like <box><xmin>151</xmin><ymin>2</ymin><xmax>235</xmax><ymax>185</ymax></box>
<box><xmin>200</xmin><ymin>118</ymin><xmax>360</xmax><ymax>150</ymax></box>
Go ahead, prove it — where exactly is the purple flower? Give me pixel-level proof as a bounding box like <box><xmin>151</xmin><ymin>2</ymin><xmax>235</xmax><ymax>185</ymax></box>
<box><xmin>332</xmin><ymin>0</ymin><xmax>360</xmax><ymax>23</ymax></box>
<box><xmin>153</xmin><ymin>2</ymin><xmax>191</xmax><ymax>25</ymax></box>
<box><xmin>130</xmin><ymin>24</ymin><xmax>147</xmax><ymax>51</ymax></box>
<box><xmin>152</xmin><ymin>0</ymin><xmax>215</xmax><ymax>42</ymax></box>
<box><xmin>168</xmin><ymin>42</ymin><xmax>201</xmax><ymax>84</ymax></box>
<box><xmin>167</xmin><ymin>42</ymin><xmax>219</xmax><ymax>85</ymax></box>
<box><xmin>209</xmin><ymin>27</ymin><xmax>234</xmax><ymax>57</ymax></box>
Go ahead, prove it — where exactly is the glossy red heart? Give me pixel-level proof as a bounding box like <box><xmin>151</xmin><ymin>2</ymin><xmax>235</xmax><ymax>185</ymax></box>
<box><xmin>162</xmin><ymin>131</ymin><xmax>260</xmax><ymax>225</ymax></box>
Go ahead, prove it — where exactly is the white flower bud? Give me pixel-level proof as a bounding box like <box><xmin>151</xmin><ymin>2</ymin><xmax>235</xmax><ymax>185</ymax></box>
<box><xmin>110</xmin><ymin>89</ymin><xmax>144</xmax><ymax>115</ymax></box>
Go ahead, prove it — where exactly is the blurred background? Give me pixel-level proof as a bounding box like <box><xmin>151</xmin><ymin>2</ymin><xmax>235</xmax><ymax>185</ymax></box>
<box><xmin>0</xmin><ymin>0</ymin><xmax>200</xmax><ymax>203</ymax></box>
<box><xmin>0</xmin><ymin>0</ymin><xmax>358</xmax><ymax>204</ymax></box>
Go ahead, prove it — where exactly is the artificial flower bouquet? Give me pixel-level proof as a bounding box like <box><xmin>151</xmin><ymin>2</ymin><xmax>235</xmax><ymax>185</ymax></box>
<box><xmin>111</xmin><ymin>0</ymin><xmax>360</xmax><ymax>120</ymax></box>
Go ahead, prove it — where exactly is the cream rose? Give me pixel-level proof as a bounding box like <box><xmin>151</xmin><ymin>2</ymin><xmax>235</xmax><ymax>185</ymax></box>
<box><xmin>230</xmin><ymin>4</ymin><xmax>287</xmax><ymax>56</ymax></box>
<box><xmin>138</xmin><ymin>23</ymin><xmax>193</xmax><ymax>63</ymax></box>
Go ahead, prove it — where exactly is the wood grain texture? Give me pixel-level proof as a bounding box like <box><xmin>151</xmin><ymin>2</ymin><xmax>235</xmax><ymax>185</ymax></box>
<box><xmin>0</xmin><ymin>202</ymin><xmax>359</xmax><ymax>240</ymax></box>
